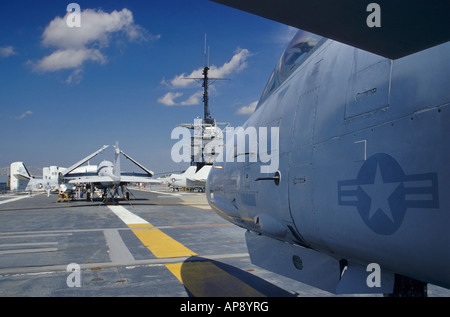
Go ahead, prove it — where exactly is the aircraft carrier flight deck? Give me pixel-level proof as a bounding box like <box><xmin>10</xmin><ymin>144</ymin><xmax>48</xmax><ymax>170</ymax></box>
<box><xmin>0</xmin><ymin>186</ymin><xmax>448</xmax><ymax>297</ymax></box>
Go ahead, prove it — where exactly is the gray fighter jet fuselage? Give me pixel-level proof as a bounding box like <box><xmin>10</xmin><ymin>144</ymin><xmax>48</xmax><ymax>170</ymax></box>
<box><xmin>207</xmin><ymin>28</ymin><xmax>450</xmax><ymax>296</ymax></box>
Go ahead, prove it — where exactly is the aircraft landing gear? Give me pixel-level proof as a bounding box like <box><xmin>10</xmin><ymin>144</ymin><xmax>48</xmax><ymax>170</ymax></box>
<box><xmin>385</xmin><ymin>275</ymin><xmax>428</xmax><ymax>297</ymax></box>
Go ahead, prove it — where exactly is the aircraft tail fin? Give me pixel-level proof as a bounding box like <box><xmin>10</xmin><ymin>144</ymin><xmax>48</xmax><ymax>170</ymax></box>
<box><xmin>113</xmin><ymin>141</ymin><xmax>121</xmax><ymax>178</ymax></box>
<box><xmin>10</xmin><ymin>162</ymin><xmax>32</xmax><ymax>191</ymax></box>
<box><xmin>10</xmin><ymin>162</ymin><xmax>31</xmax><ymax>180</ymax></box>
<box><xmin>190</xmin><ymin>165</ymin><xmax>212</xmax><ymax>182</ymax></box>
<box><xmin>184</xmin><ymin>165</ymin><xmax>198</xmax><ymax>177</ymax></box>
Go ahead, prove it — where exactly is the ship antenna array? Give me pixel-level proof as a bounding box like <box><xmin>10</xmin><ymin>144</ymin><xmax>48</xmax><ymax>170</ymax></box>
<box><xmin>182</xmin><ymin>34</ymin><xmax>229</xmax><ymax>125</ymax></box>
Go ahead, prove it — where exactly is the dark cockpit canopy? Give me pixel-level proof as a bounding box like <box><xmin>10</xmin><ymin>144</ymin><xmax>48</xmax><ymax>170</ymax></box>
<box><xmin>258</xmin><ymin>30</ymin><xmax>324</xmax><ymax>106</ymax></box>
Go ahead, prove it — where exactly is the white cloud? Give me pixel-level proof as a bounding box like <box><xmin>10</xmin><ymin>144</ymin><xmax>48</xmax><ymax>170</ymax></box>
<box><xmin>34</xmin><ymin>49</ymin><xmax>106</xmax><ymax>72</ymax></box>
<box><xmin>41</xmin><ymin>9</ymin><xmax>146</xmax><ymax>50</ymax></box>
<box><xmin>65</xmin><ymin>68</ymin><xmax>84</xmax><ymax>84</ymax></box>
<box><xmin>0</xmin><ymin>46</ymin><xmax>17</xmax><ymax>58</ymax></box>
<box><xmin>180</xmin><ymin>91</ymin><xmax>203</xmax><ymax>106</ymax></box>
<box><xmin>159</xmin><ymin>48</ymin><xmax>251</xmax><ymax>106</ymax></box>
<box><xmin>33</xmin><ymin>8</ymin><xmax>156</xmax><ymax>81</ymax></box>
<box><xmin>14</xmin><ymin>110</ymin><xmax>33</xmax><ymax>120</ymax></box>
<box><xmin>210</xmin><ymin>48</ymin><xmax>250</xmax><ymax>77</ymax></box>
<box><xmin>168</xmin><ymin>48</ymin><xmax>250</xmax><ymax>88</ymax></box>
<box><xmin>236</xmin><ymin>101</ymin><xmax>258</xmax><ymax>115</ymax></box>
<box><xmin>168</xmin><ymin>70</ymin><xmax>203</xmax><ymax>88</ymax></box>
<box><xmin>158</xmin><ymin>91</ymin><xmax>204</xmax><ymax>107</ymax></box>
<box><xmin>158</xmin><ymin>92</ymin><xmax>183</xmax><ymax>106</ymax></box>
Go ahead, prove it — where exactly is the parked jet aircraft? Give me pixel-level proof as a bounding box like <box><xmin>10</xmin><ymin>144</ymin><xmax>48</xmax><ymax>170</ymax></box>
<box><xmin>68</xmin><ymin>142</ymin><xmax>162</xmax><ymax>200</ymax></box>
<box><xmin>9</xmin><ymin>147</ymin><xmax>105</xmax><ymax>193</ymax></box>
<box><xmin>166</xmin><ymin>165</ymin><xmax>211</xmax><ymax>192</ymax></box>
<box><xmin>207</xmin><ymin>0</ymin><xmax>450</xmax><ymax>296</ymax></box>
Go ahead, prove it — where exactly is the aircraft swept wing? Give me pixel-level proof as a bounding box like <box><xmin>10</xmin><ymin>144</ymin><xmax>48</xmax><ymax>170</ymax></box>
<box><xmin>120</xmin><ymin>149</ymin><xmax>154</xmax><ymax>177</ymax></box>
<box><xmin>63</xmin><ymin>145</ymin><xmax>109</xmax><ymax>177</ymax></box>
<box><xmin>211</xmin><ymin>0</ymin><xmax>450</xmax><ymax>59</ymax></box>
<box><xmin>67</xmin><ymin>142</ymin><xmax>161</xmax><ymax>200</ymax></box>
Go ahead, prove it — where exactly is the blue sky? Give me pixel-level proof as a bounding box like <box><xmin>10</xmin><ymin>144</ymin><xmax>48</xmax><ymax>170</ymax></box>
<box><xmin>0</xmin><ymin>0</ymin><xmax>295</xmax><ymax>175</ymax></box>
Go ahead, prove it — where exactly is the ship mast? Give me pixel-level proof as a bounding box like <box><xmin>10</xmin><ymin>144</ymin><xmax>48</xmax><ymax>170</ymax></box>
<box><xmin>183</xmin><ymin>34</ymin><xmax>229</xmax><ymax>125</ymax></box>
<box><xmin>178</xmin><ymin>35</ymin><xmax>231</xmax><ymax>168</ymax></box>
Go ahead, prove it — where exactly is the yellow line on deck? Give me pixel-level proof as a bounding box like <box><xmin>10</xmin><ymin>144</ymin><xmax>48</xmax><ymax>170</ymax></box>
<box><xmin>108</xmin><ymin>206</ymin><xmax>196</xmax><ymax>258</ymax></box>
<box><xmin>108</xmin><ymin>205</ymin><xmax>265</xmax><ymax>297</ymax></box>
<box><xmin>131</xmin><ymin>226</ymin><xmax>197</xmax><ymax>258</ymax></box>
